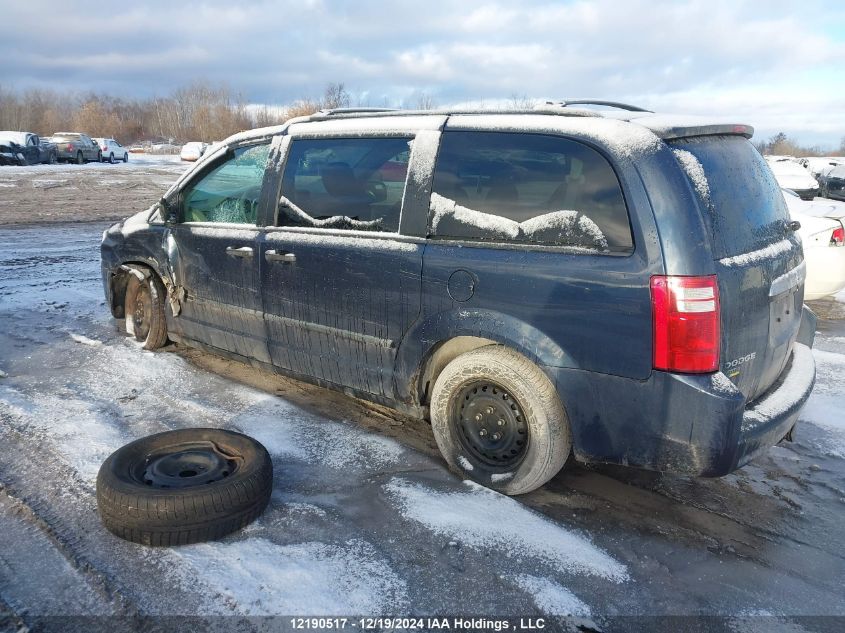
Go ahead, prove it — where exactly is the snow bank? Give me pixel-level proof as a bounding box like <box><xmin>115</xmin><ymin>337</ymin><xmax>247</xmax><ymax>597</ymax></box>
<box><xmin>167</xmin><ymin>538</ymin><xmax>408</xmax><ymax>615</ymax></box>
<box><xmin>384</xmin><ymin>478</ymin><xmax>628</xmax><ymax>582</ymax></box>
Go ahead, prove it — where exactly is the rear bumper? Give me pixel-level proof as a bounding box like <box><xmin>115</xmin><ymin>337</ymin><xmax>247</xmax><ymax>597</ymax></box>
<box><xmin>732</xmin><ymin>342</ymin><xmax>815</xmax><ymax>471</ymax></box>
<box><xmin>548</xmin><ymin>340</ymin><xmax>816</xmax><ymax>477</ymax></box>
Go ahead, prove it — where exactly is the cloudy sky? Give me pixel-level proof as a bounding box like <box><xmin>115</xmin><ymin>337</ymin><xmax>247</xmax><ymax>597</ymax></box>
<box><xmin>2</xmin><ymin>0</ymin><xmax>844</xmax><ymax>147</ymax></box>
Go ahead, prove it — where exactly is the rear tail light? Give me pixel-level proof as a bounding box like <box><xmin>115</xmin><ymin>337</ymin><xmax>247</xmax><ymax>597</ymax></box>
<box><xmin>66</xmin><ymin>143</ymin><xmax>73</xmax><ymax>151</ymax></box>
<box><xmin>651</xmin><ymin>275</ymin><xmax>720</xmax><ymax>373</ymax></box>
<box><xmin>102</xmin><ymin>145</ymin><xmax>107</xmax><ymax>151</ymax></box>
<box><xmin>832</xmin><ymin>224</ymin><xmax>844</xmax><ymax>246</ymax></box>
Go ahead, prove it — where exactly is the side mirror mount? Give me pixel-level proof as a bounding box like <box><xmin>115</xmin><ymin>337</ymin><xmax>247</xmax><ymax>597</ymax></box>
<box><xmin>161</xmin><ymin>197</ymin><xmax>178</xmax><ymax>226</ymax></box>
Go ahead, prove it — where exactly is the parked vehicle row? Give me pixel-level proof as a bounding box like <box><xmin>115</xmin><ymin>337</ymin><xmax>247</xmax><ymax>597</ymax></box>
<box><xmin>0</xmin><ymin>131</ymin><xmax>57</xmax><ymax>165</ymax></box>
<box><xmin>766</xmin><ymin>154</ymin><xmax>845</xmax><ymax>204</ymax></box>
<box><xmin>0</xmin><ymin>130</ymin><xmax>133</xmax><ymax>166</ymax></box>
<box><xmin>782</xmin><ymin>190</ymin><xmax>845</xmax><ymax>299</ymax></box>
<box><xmin>102</xmin><ymin>104</ymin><xmax>816</xmax><ymax>495</ymax></box>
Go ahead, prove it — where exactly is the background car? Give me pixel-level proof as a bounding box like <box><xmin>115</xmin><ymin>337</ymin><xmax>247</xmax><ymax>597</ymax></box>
<box><xmin>797</xmin><ymin>156</ymin><xmax>843</xmax><ymax>180</ymax></box>
<box><xmin>782</xmin><ymin>189</ymin><xmax>845</xmax><ymax>299</ymax></box>
<box><xmin>0</xmin><ymin>141</ymin><xmax>25</xmax><ymax>165</ymax></box>
<box><xmin>0</xmin><ymin>131</ymin><xmax>58</xmax><ymax>165</ymax></box>
<box><xmin>766</xmin><ymin>156</ymin><xmax>819</xmax><ymax>200</ymax></box>
<box><xmin>94</xmin><ymin>138</ymin><xmax>129</xmax><ymax>164</ymax></box>
<box><xmin>180</xmin><ymin>141</ymin><xmax>208</xmax><ymax>161</ymax></box>
<box><xmin>46</xmin><ymin>133</ymin><xmax>102</xmax><ymax>164</ymax></box>
<box><xmin>818</xmin><ymin>164</ymin><xmax>845</xmax><ymax>201</ymax></box>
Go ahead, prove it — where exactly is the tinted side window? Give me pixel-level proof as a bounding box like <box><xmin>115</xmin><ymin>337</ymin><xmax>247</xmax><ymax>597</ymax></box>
<box><xmin>430</xmin><ymin>131</ymin><xmax>632</xmax><ymax>252</ymax></box>
<box><xmin>279</xmin><ymin>137</ymin><xmax>411</xmax><ymax>232</ymax></box>
<box><xmin>183</xmin><ymin>143</ymin><xmax>271</xmax><ymax>224</ymax></box>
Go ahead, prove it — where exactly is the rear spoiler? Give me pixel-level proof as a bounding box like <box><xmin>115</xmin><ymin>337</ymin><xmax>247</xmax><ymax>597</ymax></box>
<box><xmin>627</xmin><ymin>113</ymin><xmax>754</xmax><ymax>140</ymax></box>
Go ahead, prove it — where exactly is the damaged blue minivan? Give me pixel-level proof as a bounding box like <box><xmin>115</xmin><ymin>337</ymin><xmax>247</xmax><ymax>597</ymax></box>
<box><xmin>101</xmin><ymin>102</ymin><xmax>816</xmax><ymax>494</ymax></box>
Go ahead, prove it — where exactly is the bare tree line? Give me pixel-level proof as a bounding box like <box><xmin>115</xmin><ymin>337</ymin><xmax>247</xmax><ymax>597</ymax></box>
<box><xmin>754</xmin><ymin>131</ymin><xmax>845</xmax><ymax>158</ymax></box>
<box><xmin>0</xmin><ymin>81</ymin><xmax>396</xmax><ymax>145</ymax></box>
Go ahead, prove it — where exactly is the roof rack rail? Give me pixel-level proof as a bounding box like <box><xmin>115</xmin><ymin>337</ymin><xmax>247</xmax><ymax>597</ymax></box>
<box><xmin>316</xmin><ymin>107</ymin><xmax>401</xmax><ymax>117</ymax></box>
<box><xmin>540</xmin><ymin>100</ymin><xmax>653</xmax><ymax>113</ymax></box>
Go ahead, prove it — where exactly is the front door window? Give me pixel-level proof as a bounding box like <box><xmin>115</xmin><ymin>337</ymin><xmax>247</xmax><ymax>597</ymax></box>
<box><xmin>183</xmin><ymin>144</ymin><xmax>271</xmax><ymax>224</ymax></box>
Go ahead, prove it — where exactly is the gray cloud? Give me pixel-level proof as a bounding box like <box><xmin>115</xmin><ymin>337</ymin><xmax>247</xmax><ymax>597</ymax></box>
<box><xmin>1</xmin><ymin>0</ymin><xmax>844</xmax><ymax>144</ymax></box>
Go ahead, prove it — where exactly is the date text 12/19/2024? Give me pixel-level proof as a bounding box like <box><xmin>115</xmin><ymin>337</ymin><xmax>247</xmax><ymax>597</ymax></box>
<box><xmin>290</xmin><ymin>617</ymin><xmax>548</xmax><ymax>631</ymax></box>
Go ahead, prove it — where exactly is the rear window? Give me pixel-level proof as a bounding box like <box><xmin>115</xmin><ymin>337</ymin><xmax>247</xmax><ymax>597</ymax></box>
<box><xmin>430</xmin><ymin>131</ymin><xmax>633</xmax><ymax>252</ymax></box>
<box><xmin>669</xmin><ymin>136</ymin><xmax>789</xmax><ymax>259</ymax></box>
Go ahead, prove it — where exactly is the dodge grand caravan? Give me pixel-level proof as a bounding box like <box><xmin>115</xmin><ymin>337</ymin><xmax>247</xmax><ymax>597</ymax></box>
<box><xmin>101</xmin><ymin>102</ymin><xmax>816</xmax><ymax>495</ymax></box>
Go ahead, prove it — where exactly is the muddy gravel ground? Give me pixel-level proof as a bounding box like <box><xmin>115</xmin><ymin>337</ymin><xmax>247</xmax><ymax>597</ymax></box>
<box><xmin>0</xmin><ymin>159</ymin><xmax>844</xmax><ymax>633</ymax></box>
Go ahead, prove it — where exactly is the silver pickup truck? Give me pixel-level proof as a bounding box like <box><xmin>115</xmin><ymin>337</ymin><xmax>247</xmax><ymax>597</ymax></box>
<box><xmin>45</xmin><ymin>132</ymin><xmax>102</xmax><ymax>164</ymax></box>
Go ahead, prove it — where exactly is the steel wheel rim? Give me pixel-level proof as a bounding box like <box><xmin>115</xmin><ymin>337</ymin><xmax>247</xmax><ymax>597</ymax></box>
<box><xmin>132</xmin><ymin>441</ymin><xmax>242</xmax><ymax>489</ymax></box>
<box><xmin>131</xmin><ymin>283</ymin><xmax>152</xmax><ymax>341</ymax></box>
<box><xmin>453</xmin><ymin>380</ymin><xmax>529</xmax><ymax>469</ymax></box>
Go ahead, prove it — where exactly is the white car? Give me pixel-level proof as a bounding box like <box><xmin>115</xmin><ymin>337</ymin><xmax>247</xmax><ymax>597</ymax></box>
<box><xmin>782</xmin><ymin>189</ymin><xmax>845</xmax><ymax>299</ymax></box>
<box><xmin>766</xmin><ymin>157</ymin><xmax>819</xmax><ymax>200</ymax></box>
<box><xmin>797</xmin><ymin>156</ymin><xmax>843</xmax><ymax>180</ymax></box>
<box><xmin>94</xmin><ymin>138</ymin><xmax>129</xmax><ymax>164</ymax></box>
<box><xmin>180</xmin><ymin>141</ymin><xmax>208</xmax><ymax>162</ymax></box>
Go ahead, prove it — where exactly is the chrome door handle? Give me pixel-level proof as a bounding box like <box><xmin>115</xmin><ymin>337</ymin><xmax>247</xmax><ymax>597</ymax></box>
<box><xmin>265</xmin><ymin>249</ymin><xmax>296</xmax><ymax>263</ymax></box>
<box><xmin>226</xmin><ymin>246</ymin><xmax>254</xmax><ymax>258</ymax></box>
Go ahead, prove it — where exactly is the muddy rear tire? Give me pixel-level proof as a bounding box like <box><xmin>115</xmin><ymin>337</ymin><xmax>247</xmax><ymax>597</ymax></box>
<box><xmin>96</xmin><ymin>428</ymin><xmax>273</xmax><ymax>546</ymax></box>
<box><xmin>430</xmin><ymin>345</ymin><xmax>571</xmax><ymax>495</ymax></box>
<box><xmin>124</xmin><ymin>272</ymin><xmax>168</xmax><ymax>350</ymax></box>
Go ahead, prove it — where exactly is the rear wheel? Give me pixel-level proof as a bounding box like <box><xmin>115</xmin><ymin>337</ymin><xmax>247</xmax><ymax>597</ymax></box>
<box><xmin>109</xmin><ymin>152</ymin><xmax>115</xmax><ymax>164</ymax></box>
<box><xmin>430</xmin><ymin>345</ymin><xmax>571</xmax><ymax>495</ymax></box>
<box><xmin>48</xmin><ymin>152</ymin><xmax>57</xmax><ymax>164</ymax></box>
<box><xmin>123</xmin><ymin>153</ymin><xmax>128</xmax><ymax>163</ymax></box>
<box><xmin>124</xmin><ymin>272</ymin><xmax>168</xmax><ymax>350</ymax></box>
<box><xmin>75</xmin><ymin>151</ymin><xmax>83</xmax><ymax>165</ymax></box>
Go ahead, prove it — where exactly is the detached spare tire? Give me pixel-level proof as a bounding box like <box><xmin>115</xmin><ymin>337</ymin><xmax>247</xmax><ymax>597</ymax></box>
<box><xmin>97</xmin><ymin>428</ymin><xmax>273</xmax><ymax>546</ymax></box>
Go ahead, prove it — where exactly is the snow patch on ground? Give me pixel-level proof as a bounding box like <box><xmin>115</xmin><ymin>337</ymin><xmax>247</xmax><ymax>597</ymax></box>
<box><xmin>507</xmin><ymin>573</ymin><xmax>592</xmax><ymax>616</ymax></box>
<box><xmin>799</xmin><ymin>349</ymin><xmax>845</xmax><ymax>457</ymax></box>
<box><xmin>68</xmin><ymin>332</ymin><xmax>103</xmax><ymax>346</ymax></box>
<box><xmin>165</xmin><ymin>538</ymin><xmax>409</xmax><ymax>615</ymax></box>
<box><xmin>234</xmin><ymin>397</ymin><xmax>407</xmax><ymax>472</ymax></box>
<box><xmin>384</xmin><ymin>478</ymin><xmax>628</xmax><ymax>582</ymax></box>
<box><xmin>457</xmin><ymin>455</ymin><xmax>474</xmax><ymax>471</ymax></box>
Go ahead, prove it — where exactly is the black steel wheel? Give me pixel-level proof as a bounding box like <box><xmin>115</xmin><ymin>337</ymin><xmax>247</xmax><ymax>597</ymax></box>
<box><xmin>109</xmin><ymin>152</ymin><xmax>115</xmax><ymax>164</ymax></box>
<box><xmin>123</xmin><ymin>152</ymin><xmax>128</xmax><ymax>163</ymax></box>
<box><xmin>430</xmin><ymin>345</ymin><xmax>571</xmax><ymax>495</ymax></box>
<box><xmin>454</xmin><ymin>380</ymin><xmax>529</xmax><ymax>469</ymax></box>
<box><xmin>97</xmin><ymin>428</ymin><xmax>273</xmax><ymax>546</ymax></box>
<box><xmin>76</xmin><ymin>151</ymin><xmax>84</xmax><ymax>165</ymax></box>
<box><xmin>124</xmin><ymin>270</ymin><xmax>168</xmax><ymax>350</ymax></box>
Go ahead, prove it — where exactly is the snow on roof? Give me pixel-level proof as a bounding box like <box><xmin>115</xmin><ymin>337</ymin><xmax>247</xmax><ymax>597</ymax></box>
<box><xmin>0</xmin><ymin>131</ymin><xmax>28</xmax><ymax>145</ymax></box>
